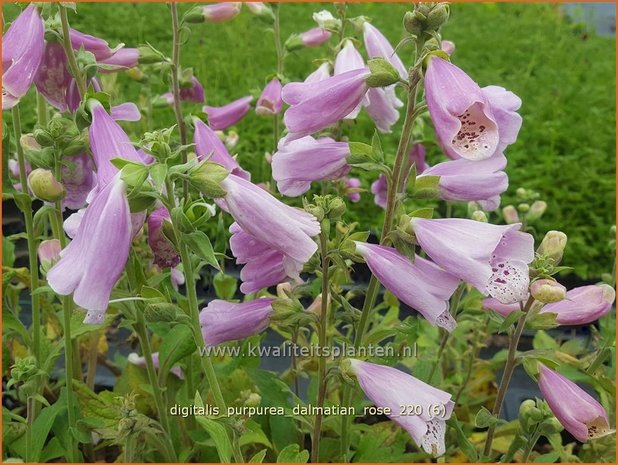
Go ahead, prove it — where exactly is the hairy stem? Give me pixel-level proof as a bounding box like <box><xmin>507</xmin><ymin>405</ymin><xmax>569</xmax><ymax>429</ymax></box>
<box><xmin>59</xmin><ymin>5</ymin><xmax>87</xmax><ymax>99</ymax></box>
<box><xmin>170</xmin><ymin>2</ymin><xmax>189</xmax><ymax>201</ymax></box>
<box><xmin>482</xmin><ymin>296</ymin><xmax>535</xmax><ymax>458</ymax></box>
<box><xmin>311</xmin><ymin>231</ymin><xmax>331</xmax><ymax>463</ymax></box>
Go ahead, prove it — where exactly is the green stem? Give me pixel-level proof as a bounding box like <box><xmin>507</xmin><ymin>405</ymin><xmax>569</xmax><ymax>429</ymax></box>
<box><xmin>482</xmin><ymin>296</ymin><xmax>535</xmax><ymax>458</ymax></box>
<box><xmin>62</xmin><ymin>285</ymin><xmax>79</xmax><ymax>462</ymax></box>
<box><xmin>59</xmin><ymin>5</ymin><xmax>87</xmax><ymax>99</ymax></box>
<box><xmin>311</xmin><ymin>232</ymin><xmax>330</xmax><ymax>463</ymax></box>
<box><xmin>170</xmin><ymin>2</ymin><xmax>189</xmax><ymax>201</ymax></box>
<box><xmin>521</xmin><ymin>427</ymin><xmax>542</xmax><ymax>462</ymax></box>
<box><xmin>36</xmin><ymin>91</ymin><xmax>48</xmax><ymax>127</ymax></box>
<box><xmin>340</xmin><ymin>70</ymin><xmax>423</xmax><ymax>461</ymax></box>
<box><xmin>25</xmin><ymin>396</ymin><xmax>34</xmax><ymax>462</ymax></box>
<box><xmin>454</xmin><ymin>315</ymin><xmax>490</xmax><ymax>405</ymax></box>
<box><xmin>12</xmin><ymin>105</ymin><xmax>41</xmax><ymax>365</ymax></box>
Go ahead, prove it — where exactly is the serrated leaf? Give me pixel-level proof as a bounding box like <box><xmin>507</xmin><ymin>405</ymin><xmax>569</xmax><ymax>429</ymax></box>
<box><xmin>183</xmin><ymin>231</ymin><xmax>220</xmax><ymax>270</ymax></box>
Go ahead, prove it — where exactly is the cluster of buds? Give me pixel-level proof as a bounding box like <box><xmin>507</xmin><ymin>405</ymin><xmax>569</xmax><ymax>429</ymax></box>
<box><xmin>503</xmin><ymin>187</ymin><xmax>547</xmax><ymax>224</ymax></box>
<box><xmin>403</xmin><ymin>2</ymin><xmax>450</xmax><ymax>38</ymax></box>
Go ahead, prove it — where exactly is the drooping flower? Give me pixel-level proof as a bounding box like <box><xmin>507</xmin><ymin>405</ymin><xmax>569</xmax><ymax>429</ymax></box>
<box><xmin>482</xmin><ymin>297</ymin><xmax>522</xmax><ymax>317</ymax></box>
<box><xmin>62</xmin><ymin>152</ymin><xmax>96</xmax><ymax>210</ymax></box>
<box><xmin>256</xmin><ymin>78</ymin><xmax>283</xmax><ymax>116</ymax></box>
<box><xmin>110</xmin><ymin>102</ymin><xmax>141</xmax><ymax>122</ymax></box>
<box><xmin>220</xmin><ymin>174</ymin><xmax>320</xmax><ymax>266</ymax></box>
<box><xmin>70</xmin><ymin>29</ymin><xmax>117</xmax><ymax>61</ymax></box>
<box><xmin>540</xmin><ymin>285</ymin><xmax>615</xmax><ymax>325</ymax></box>
<box><xmin>147</xmin><ymin>207</ymin><xmax>180</xmax><ymax>269</ymax></box>
<box><xmin>47</xmin><ymin>175</ymin><xmax>132</xmax><ymax>323</ymax></box>
<box><xmin>245</xmin><ymin>2</ymin><xmax>270</xmax><ymax>16</ymax></box>
<box><xmin>128</xmin><ymin>352</ymin><xmax>184</xmax><ymax>379</ymax></box>
<box><xmin>345</xmin><ymin>177</ymin><xmax>361</xmax><ymax>203</ymax></box>
<box><xmin>2</xmin><ymin>4</ymin><xmax>45</xmax><ymax>110</ymax></box>
<box><xmin>411</xmin><ymin>218</ymin><xmax>534</xmax><ymax>304</ymax></box>
<box><xmin>193</xmin><ymin>117</ymin><xmax>250</xmax><ymax>179</ymax></box>
<box><xmin>230</xmin><ymin>222</ymin><xmax>303</xmax><ymax>294</ymax></box>
<box><xmin>417</xmin><ymin>154</ymin><xmax>508</xmax><ymax>208</ymax></box>
<box><xmin>199</xmin><ymin>298</ymin><xmax>275</xmax><ymax>346</ymax></box>
<box><xmin>164</xmin><ymin>76</ymin><xmax>205</xmax><ymax>103</ymax></box>
<box><xmin>362</xmin><ymin>22</ymin><xmax>408</xmax><ymax>80</ymax></box>
<box><xmin>538</xmin><ymin>364</ymin><xmax>612</xmax><ymax>442</ymax></box>
<box><xmin>171</xmin><ymin>266</ymin><xmax>185</xmax><ymax>291</ymax></box>
<box><xmin>203</xmin><ymin>95</ymin><xmax>253</xmax><ymax>130</ymax></box>
<box><xmin>201</xmin><ymin>2</ymin><xmax>242</xmax><ymax>23</ymax></box>
<box><xmin>425</xmin><ymin>57</ymin><xmax>521</xmax><ymax>161</ymax></box>
<box><xmin>354</xmin><ymin>242</ymin><xmax>460</xmax><ymax>331</ymax></box>
<box><xmin>271</xmin><ymin>136</ymin><xmax>350</xmax><ymax>196</ymax></box>
<box><xmin>348</xmin><ymin>359</ymin><xmax>454</xmax><ymax>456</ymax></box>
<box><xmin>282</xmin><ymin>68</ymin><xmax>370</xmax><ymax>140</ymax></box>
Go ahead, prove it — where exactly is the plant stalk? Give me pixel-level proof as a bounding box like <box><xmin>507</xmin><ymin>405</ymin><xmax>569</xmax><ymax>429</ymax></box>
<box><xmin>59</xmin><ymin>5</ymin><xmax>87</xmax><ymax>99</ymax></box>
<box><xmin>482</xmin><ymin>296</ymin><xmax>535</xmax><ymax>458</ymax></box>
<box><xmin>311</xmin><ymin>231</ymin><xmax>330</xmax><ymax>463</ymax></box>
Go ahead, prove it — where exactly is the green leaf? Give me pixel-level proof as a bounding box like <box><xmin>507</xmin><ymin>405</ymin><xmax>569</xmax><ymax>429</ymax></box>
<box><xmin>249</xmin><ymin>449</ymin><xmax>268</xmax><ymax>463</ymax></box>
<box><xmin>534</xmin><ymin>451</ymin><xmax>561</xmax><ymax>463</ymax></box>
<box><xmin>474</xmin><ymin>406</ymin><xmax>497</xmax><ymax>428</ymax></box>
<box><xmin>183</xmin><ymin>231</ymin><xmax>220</xmax><ymax>270</ymax></box>
<box><xmin>371</xmin><ymin>130</ymin><xmax>384</xmax><ymax>161</ymax></box>
<box><xmin>498</xmin><ymin>310</ymin><xmax>525</xmax><ymax>333</ymax></box>
<box><xmin>2</xmin><ymin>235</ymin><xmax>15</xmax><ymax>267</ymax></box>
<box><xmin>158</xmin><ymin>324</ymin><xmax>196</xmax><ymax>377</ymax></box>
<box><xmin>195</xmin><ymin>416</ymin><xmax>232</xmax><ymax>463</ymax></box>
<box><xmin>449</xmin><ymin>416</ymin><xmax>478</xmax><ymax>462</ymax></box>
<box><xmin>276</xmin><ymin>444</ymin><xmax>309</xmax><ymax>463</ymax></box>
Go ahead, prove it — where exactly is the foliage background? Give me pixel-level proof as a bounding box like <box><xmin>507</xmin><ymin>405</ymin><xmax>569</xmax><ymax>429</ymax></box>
<box><xmin>3</xmin><ymin>1</ymin><xmax>616</xmax><ymax>279</ymax></box>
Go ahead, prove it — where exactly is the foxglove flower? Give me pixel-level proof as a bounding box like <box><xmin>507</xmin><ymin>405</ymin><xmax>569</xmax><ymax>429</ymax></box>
<box><xmin>128</xmin><ymin>352</ymin><xmax>183</xmax><ymax>379</ymax></box>
<box><xmin>163</xmin><ymin>76</ymin><xmax>205</xmax><ymax>103</ymax></box>
<box><xmin>203</xmin><ymin>95</ymin><xmax>253</xmax><ymax>130</ymax></box>
<box><xmin>230</xmin><ymin>223</ymin><xmax>303</xmax><ymax>294</ymax></box>
<box><xmin>2</xmin><ymin>4</ymin><xmax>45</xmax><ymax>110</ymax></box>
<box><xmin>48</xmin><ymin>175</ymin><xmax>131</xmax><ymax>323</ymax></box>
<box><xmin>220</xmin><ymin>175</ymin><xmax>320</xmax><ymax>265</ymax></box>
<box><xmin>417</xmin><ymin>154</ymin><xmax>508</xmax><ymax>208</ymax></box>
<box><xmin>271</xmin><ymin>136</ymin><xmax>350</xmax><ymax>196</ymax></box>
<box><xmin>110</xmin><ymin>102</ymin><xmax>141</xmax><ymax>122</ymax></box>
<box><xmin>355</xmin><ymin>242</ymin><xmax>460</xmax><ymax>331</ymax></box>
<box><xmin>256</xmin><ymin>78</ymin><xmax>283</xmax><ymax>116</ymax></box>
<box><xmin>62</xmin><ymin>152</ymin><xmax>96</xmax><ymax>210</ymax></box>
<box><xmin>89</xmin><ymin>101</ymin><xmax>144</xmax><ymax>190</ymax></box>
<box><xmin>171</xmin><ymin>266</ymin><xmax>185</xmax><ymax>291</ymax></box>
<box><xmin>411</xmin><ymin>218</ymin><xmax>534</xmax><ymax>304</ymax></box>
<box><xmin>200</xmin><ymin>298</ymin><xmax>275</xmax><ymax>346</ymax></box>
<box><xmin>482</xmin><ymin>297</ymin><xmax>522</xmax><ymax>317</ymax></box>
<box><xmin>282</xmin><ymin>68</ymin><xmax>370</xmax><ymax>140</ymax></box>
<box><xmin>98</xmin><ymin>48</ymin><xmax>139</xmax><ymax>71</ymax></box>
<box><xmin>540</xmin><ymin>285</ymin><xmax>615</xmax><ymax>325</ymax></box>
<box><xmin>34</xmin><ymin>42</ymin><xmax>72</xmax><ymax>112</ymax></box>
<box><xmin>201</xmin><ymin>2</ymin><xmax>241</xmax><ymax>23</ymax></box>
<box><xmin>334</xmin><ymin>40</ymin><xmax>367</xmax><ymax>119</ymax></box>
<box><xmin>538</xmin><ymin>364</ymin><xmax>612</xmax><ymax>442</ymax></box>
<box><xmin>363</xmin><ymin>22</ymin><xmax>408</xmax><ymax>80</ymax></box>
<box><xmin>147</xmin><ymin>207</ymin><xmax>180</xmax><ymax>268</ymax></box>
<box><xmin>366</xmin><ymin>87</ymin><xmax>403</xmax><ymax>133</ymax></box>
<box><xmin>425</xmin><ymin>57</ymin><xmax>520</xmax><ymax>161</ymax></box>
<box><xmin>304</xmin><ymin>62</ymin><xmax>331</xmax><ymax>83</ymax></box>
<box><xmin>193</xmin><ymin>118</ymin><xmax>250</xmax><ymax>179</ymax></box>
<box><xmin>70</xmin><ymin>29</ymin><xmax>117</xmax><ymax>61</ymax></box>
<box><xmin>348</xmin><ymin>359</ymin><xmax>454</xmax><ymax>456</ymax></box>
<box><xmin>345</xmin><ymin>177</ymin><xmax>361</xmax><ymax>203</ymax></box>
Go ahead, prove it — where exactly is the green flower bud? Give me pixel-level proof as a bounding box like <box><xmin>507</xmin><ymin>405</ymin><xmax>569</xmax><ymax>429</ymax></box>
<box><xmin>426</xmin><ymin>3</ymin><xmax>450</xmax><ymax>30</ymax></box>
<box><xmin>537</xmin><ymin>230</ymin><xmax>568</xmax><ymax>265</ymax></box>
<box><xmin>366</xmin><ymin>58</ymin><xmax>401</xmax><ymax>87</ymax></box>
<box><xmin>33</xmin><ymin>128</ymin><xmax>54</xmax><ymax>147</ymax></box>
<box><xmin>471</xmin><ymin>210</ymin><xmax>488</xmax><ymax>223</ymax></box>
<box><xmin>327</xmin><ymin>196</ymin><xmax>346</xmax><ymax>220</ymax></box>
<box><xmin>526</xmin><ymin>200</ymin><xmax>547</xmax><ymax>221</ymax></box>
<box><xmin>184</xmin><ymin>6</ymin><xmax>206</xmax><ymax>24</ymax></box>
<box><xmin>28</xmin><ymin>169</ymin><xmax>65</xmax><ymax>202</ymax></box>
<box><xmin>284</xmin><ymin>34</ymin><xmax>304</xmax><ymax>52</ymax></box>
<box><xmin>502</xmin><ymin>205</ymin><xmax>520</xmax><ymax>224</ymax></box>
<box><xmin>188</xmin><ymin>162</ymin><xmax>229</xmax><ymax>198</ymax></box>
<box><xmin>244</xmin><ymin>393</ymin><xmax>262</xmax><ymax>408</ymax></box>
<box><xmin>530</xmin><ymin>279</ymin><xmax>566</xmax><ymax>304</ymax></box>
<box><xmin>20</xmin><ymin>134</ymin><xmax>41</xmax><ymax>152</ymax></box>
<box><xmin>137</xmin><ymin>46</ymin><xmax>165</xmax><ymax>65</ymax></box>
<box><xmin>403</xmin><ymin>10</ymin><xmax>426</xmax><ymax>36</ymax></box>
<box><xmin>518</xmin><ymin>202</ymin><xmax>530</xmax><ymax>213</ymax></box>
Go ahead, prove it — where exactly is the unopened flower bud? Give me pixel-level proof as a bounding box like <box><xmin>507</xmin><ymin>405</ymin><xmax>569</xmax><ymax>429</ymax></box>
<box><xmin>20</xmin><ymin>134</ymin><xmax>41</xmax><ymax>151</ymax></box>
<box><xmin>539</xmin><ymin>417</ymin><xmax>564</xmax><ymax>434</ymax></box>
<box><xmin>137</xmin><ymin>46</ymin><xmax>163</xmax><ymax>65</ymax></box>
<box><xmin>313</xmin><ymin>10</ymin><xmax>341</xmax><ymax>30</ymax></box>
<box><xmin>403</xmin><ymin>10</ymin><xmax>426</xmax><ymax>36</ymax></box>
<box><xmin>426</xmin><ymin>3</ymin><xmax>450</xmax><ymax>30</ymax></box>
<box><xmin>471</xmin><ymin>210</ymin><xmax>488</xmax><ymax>223</ymax></box>
<box><xmin>526</xmin><ymin>200</ymin><xmax>547</xmax><ymax>221</ymax></box>
<box><xmin>33</xmin><ymin>128</ymin><xmax>54</xmax><ymax>147</ymax></box>
<box><xmin>244</xmin><ymin>393</ymin><xmax>262</xmax><ymax>408</ymax></box>
<box><xmin>246</xmin><ymin>2</ymin><xmax>274</xmax><ymax>23</ymax></box>
<box><xmin>126</xmin><ymin>67</ymin><xmax>146</xmax><ymax>82</ymax></box>
<box><xmin>530</xmin><ymin>279</ymin><xmax>567</xmax><ymax>304</ymax></box>
<box><xmin>502</xmin><ymin>205</ymin><xmax>520</xmax><ymax>224</ymax></box>
<box><xmin>518</xmin><ymin>203</ymin><xmax>530</xmax><ymax>213</ymax></box>
<box><xmin>188</xmin><ymin>162</ymin><xmax>229</xmax><ymax>198</ymax></box>
<box><xmin>225</xmin><ymin>131</ymin><xmax>239</xmax><ymax>149</ymax></box>
<box><xmin>28</xmin><ymin>169</ymin><xmax>65</xmax><ymax>202</ymax></box>
<box><xmin>366</xmin><ymin>58</ymin><xmax>401</xmax><ymax>88</ymax></box>
<box><xmin>537</xmin><ymin>230</ymin><xmax>568</xmax><ymax>265</ymax></box>
<box><xmin>186</xmin><ymin>3</ymin><xmax>241</xmax><ymax>24</ymax></box>
<box><xmin>38</xmin><ymin>239</ymin><xmax>61</xmax><ymax>271</ymax></box>
<box><xmin>327</xmin><ymin>197</ymin><xmax>346</xmax><ymax>219</ymax></box>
